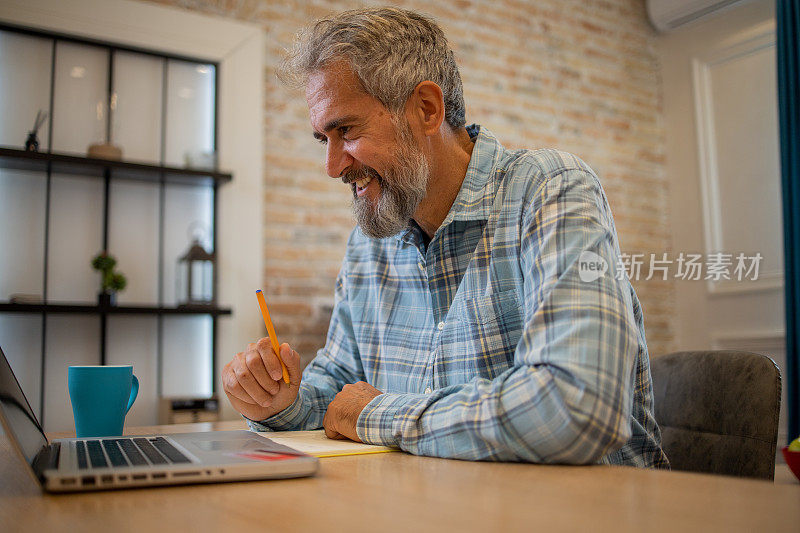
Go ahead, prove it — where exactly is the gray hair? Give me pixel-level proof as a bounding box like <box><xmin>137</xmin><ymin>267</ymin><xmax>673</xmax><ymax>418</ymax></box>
<box><xmin>278</xmin><ymin>7</ymin><xmax>466</xmax><ymax>129</ymax></box>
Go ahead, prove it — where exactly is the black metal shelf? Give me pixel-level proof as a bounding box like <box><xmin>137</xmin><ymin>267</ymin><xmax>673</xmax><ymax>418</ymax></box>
<box><xmin>0</xmin><ymin>302</ymin><xmax>232</xmax><ymax>316</ymax></box>
<box><xmin>0</xmin><ymin>147</ymin><xmax>232</xmax><ymax>186</ymax></box>
<box><xmin>0</xmin><ymin>24</ymin><xmax>228</xmax><ymax>428</ymax></box>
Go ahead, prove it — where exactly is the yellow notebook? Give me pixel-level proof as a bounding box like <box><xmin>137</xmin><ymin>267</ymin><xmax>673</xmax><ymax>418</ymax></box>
<box><xmin>258</xmin><ymin>429</ymin><xmax>398</xmax><ymax>458</ymax></box>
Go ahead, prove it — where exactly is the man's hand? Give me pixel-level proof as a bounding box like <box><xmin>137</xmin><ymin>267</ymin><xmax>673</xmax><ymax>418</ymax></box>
<box><xmin>323</xmin><ymin>381</ymin><xmax>383</xmax><ymax>442</ymax></box>
<box><xmin>222</xmin><ymin>338</ymin><xmax>301</xmax><ymax>422</ymax></box>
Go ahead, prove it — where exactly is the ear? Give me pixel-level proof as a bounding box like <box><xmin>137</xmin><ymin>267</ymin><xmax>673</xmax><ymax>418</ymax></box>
<box><xmin>406</xmin><ymin>81</ymin><xmax>445</xmax><ymax>137</ymax></box>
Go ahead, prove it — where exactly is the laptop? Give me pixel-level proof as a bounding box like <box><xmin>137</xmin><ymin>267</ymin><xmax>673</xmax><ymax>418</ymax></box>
<box><xmin>0</xmin><ymin>346</ymin><xmax>318</xmax><ymax>492</ymax></box>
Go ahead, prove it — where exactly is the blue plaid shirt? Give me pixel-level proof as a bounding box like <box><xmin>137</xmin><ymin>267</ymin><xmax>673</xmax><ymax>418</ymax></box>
<box><xmin>250</xmin><ymin>125</ymin><xmax>669</xmax><ymax>468</ymax></box>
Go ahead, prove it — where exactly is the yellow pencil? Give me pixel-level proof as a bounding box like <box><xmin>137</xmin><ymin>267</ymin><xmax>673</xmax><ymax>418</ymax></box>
<box><xmin>255</xmin><ymin>289</ymin><xmax>290</xmax><ymax>384</ymax></box>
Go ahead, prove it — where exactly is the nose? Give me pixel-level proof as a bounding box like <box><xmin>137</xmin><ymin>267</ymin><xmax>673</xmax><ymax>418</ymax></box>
<box><xmin>325</xmin><ymin>139</ymin><xmax>353</xmax><ymax>179</ymax></box>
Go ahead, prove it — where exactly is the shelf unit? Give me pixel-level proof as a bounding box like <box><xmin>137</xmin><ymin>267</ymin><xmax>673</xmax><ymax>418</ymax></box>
<box><xmin>0</xmin><ymin>303</ymin><xmax>232</xmax><ymax>316</ymax></box>
<box><xmin>0</xmin><ymin>147</ymin><xmax>232</xmax><ymax>186</ymax></box>
<box><xmin>0</xmin><ymin>24</ymin><xmax>230</xmax><ymax>427</ymax></box>
<box><xmin>0</xmin><ymin>148</ymin><xmax>233</xmax><ymax>425</ymax></box>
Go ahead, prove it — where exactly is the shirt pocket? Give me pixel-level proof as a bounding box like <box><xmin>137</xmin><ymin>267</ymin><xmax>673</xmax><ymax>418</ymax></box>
<box><xmin>452</xmin><ymin>288</ymin><xmax>524</xmax><ymax>379</ymax></box>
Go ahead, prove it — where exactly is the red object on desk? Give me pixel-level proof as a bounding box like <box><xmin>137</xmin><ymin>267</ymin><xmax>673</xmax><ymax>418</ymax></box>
<box><xmin>782</xmin><ymin>447</ymin><xmax>800</xmax><ymax>482</ymax></box>
<box><xmin>234</xmin><ymin>452</ymin><xmax>300</xmax><ymax>462</ymax></box>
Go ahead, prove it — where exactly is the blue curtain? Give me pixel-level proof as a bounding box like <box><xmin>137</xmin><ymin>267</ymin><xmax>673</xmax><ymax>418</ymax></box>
<box><xmin>778</xmin><ymin>0</ymin><xmax>800</xmax><ymax>443</ymax></box>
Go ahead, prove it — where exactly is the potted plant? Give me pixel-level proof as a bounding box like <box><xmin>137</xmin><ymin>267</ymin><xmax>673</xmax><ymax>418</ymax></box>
<box><xmin>91</xmin><ymin>251</ymin><xmax>127</xmax><ymax>306</ymax></box>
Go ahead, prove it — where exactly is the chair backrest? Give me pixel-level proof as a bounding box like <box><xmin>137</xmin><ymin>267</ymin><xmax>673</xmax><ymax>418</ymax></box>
<box><xmin>650</xmin><ymin>351</ymin><xmax>781</xmax><ymax>480</ymax></box>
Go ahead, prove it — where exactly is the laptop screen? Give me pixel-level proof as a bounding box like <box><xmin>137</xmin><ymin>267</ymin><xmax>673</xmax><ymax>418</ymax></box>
<box><xmin>0</xmin><ymin>346</ymin><xmax>48</xmax><ymax>466</ymax></box>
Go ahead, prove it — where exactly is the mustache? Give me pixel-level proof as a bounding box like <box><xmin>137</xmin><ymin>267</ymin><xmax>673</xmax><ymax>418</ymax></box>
<box><xmin>342</xmin><ymin>166</ymin><xmax>381</xmax><ymax>185</ymax></box>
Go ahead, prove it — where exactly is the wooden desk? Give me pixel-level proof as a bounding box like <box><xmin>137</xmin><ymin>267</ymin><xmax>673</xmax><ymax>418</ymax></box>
<box><xmin>1</xmin><ymin>421</ymin><xmax>798</xmax><ymax>532</ymax></box>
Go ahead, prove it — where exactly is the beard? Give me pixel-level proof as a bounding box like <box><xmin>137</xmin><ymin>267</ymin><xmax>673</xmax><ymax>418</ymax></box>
<box><xmin>345</xmin><ymin>119</ymin><xmax>430</xmax><ymax>239</ymax></box>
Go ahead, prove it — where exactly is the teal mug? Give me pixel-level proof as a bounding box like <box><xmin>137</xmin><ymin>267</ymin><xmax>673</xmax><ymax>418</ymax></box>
<box><xmin>68</xmin><ymin>365</ymin><xmax>138</xmax><ymax>438</ymax></box>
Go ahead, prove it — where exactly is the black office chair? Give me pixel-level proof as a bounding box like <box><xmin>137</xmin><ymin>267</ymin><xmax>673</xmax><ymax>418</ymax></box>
<box><xmin>650</xmin><ymin>350</ymin><xmax>782</xmax><ymax>480</ymax></box>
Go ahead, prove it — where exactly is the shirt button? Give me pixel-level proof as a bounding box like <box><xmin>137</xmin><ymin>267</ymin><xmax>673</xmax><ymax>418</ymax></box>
<box><xmin>437</xmin><ymin>321</ymin><xmax>444</xmax><ymax>330</ymax></box>
<box><xmin>425</xmin><ymin>387</ymin><xmax>432</xmax><ymax>394</ymax></box>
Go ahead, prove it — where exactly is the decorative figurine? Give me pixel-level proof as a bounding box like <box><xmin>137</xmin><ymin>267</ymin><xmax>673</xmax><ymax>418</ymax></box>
<box><xmin>25</xmin><ymin>110</ymin><xmax>48</xmax><ymax>152</ymax></box>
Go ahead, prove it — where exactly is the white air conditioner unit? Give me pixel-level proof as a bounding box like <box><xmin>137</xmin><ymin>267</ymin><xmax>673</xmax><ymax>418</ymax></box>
<box><xmin>646</xmin><ymin>0</ymin><xmax>751</xmax><ymax>32</ymax></box>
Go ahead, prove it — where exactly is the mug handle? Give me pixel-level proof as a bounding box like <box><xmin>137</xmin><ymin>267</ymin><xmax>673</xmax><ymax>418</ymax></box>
<box><xmin>126</xmin><ymin>374</ymin><xmax>139</xmax><ymax>414</ymax></box>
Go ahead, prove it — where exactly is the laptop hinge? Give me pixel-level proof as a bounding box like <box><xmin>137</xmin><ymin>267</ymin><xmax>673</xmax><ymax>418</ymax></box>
<box><xmin>31</xmin><ymin>442</ymin><xmax>60</xmax><ymax>479</ymax></box>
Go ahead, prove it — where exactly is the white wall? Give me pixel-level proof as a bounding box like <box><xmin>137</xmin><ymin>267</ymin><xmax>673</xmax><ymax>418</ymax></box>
<box><xmin>657</xmin><ymin>0</ymin><xmax>787</xmax><ymax>446</ymax></box>
<box><xmin>0</xmin><ymin>0</ymin><xmax>265</xmax><ymax>430</ymax></box>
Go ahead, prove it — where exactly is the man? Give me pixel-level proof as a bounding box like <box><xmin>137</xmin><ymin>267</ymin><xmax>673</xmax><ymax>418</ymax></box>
<box><xmin>223</xmin><ymin>7</ymin><xmax>669</xmax><ymax>467</ymax></box>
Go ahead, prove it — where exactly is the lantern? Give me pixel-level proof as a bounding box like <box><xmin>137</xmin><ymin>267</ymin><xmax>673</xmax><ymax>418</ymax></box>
<box><xmin>176</xmin><ymin>238</ymin><xmax>215</xmax><ymax>306</ymax></box>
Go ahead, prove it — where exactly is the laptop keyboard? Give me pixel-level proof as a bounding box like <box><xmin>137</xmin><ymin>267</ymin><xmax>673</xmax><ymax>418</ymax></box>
<box><xmin>76</xmin><ymin>437</ymin><xmax>191</xmax><ymax>469</ymax></box>
<box><xmin>117</xmin><ymin>439</ymin><xmax>147</xmax><ymax>466</ymax></box>
<box><xmin>75</xmin><ymin>441</ymin><xmax>88</xmax><ymax>469</ymax></box>
<box><xmin>151</xmin><ymin>437</ymin><xmax>192</xmax><ymax>464</ymax></box>
<box><xmin>132</xmin><ymin>438</ymin><xmax>168</xmax><ymax>465</ymax></box>
<box><xmin>102</xmin><ymin>440</ymin><xmax>127</xmax><ymax>467</ymax></box>
<box><xmin>86</xmin><ymin>440</ymin><xmax>108</xmax><ymax>468</ymax></box>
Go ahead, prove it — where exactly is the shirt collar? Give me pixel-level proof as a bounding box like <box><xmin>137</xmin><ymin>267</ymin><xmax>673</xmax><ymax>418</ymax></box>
<box><xmin>397</xmin><ymin>124</ymin><xmax>503</xmax><ymax>243</ymax></box>
<box><xmin>444</xmin><ymin>124</ymin><xmax>503</xmax><ymax>224</ymax></box>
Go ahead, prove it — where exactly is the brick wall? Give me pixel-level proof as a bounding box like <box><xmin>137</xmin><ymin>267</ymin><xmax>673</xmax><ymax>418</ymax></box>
<box><xmin>144</xmin><ymin>0</ymin><xmax>675</xmax><ymax>359</ymax></box>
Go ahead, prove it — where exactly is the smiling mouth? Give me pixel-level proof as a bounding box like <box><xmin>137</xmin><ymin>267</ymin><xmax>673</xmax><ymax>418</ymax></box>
<box><xmin>355</xmin><ymin>175</ymin><xmax>373</xmax><ymax>190</ymax></box>
<box><xmin>344</xmin><ymin>167</ymin><xmax>381</xmax><ymax>198</ymax></box>
<box><xmin>355</xmin><ymin>176</ymin><xmax>375</xmax><ymax>197</ymax></box>
<box><xmin>348</xmin><ymin>173</ymin><xmax>381</xmax><ymax>198</ymax></box>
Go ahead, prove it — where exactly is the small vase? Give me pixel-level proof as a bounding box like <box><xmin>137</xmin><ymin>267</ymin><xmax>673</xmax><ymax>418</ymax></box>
<box><xmin>25</xmin><ymin>132</ymin><xmax>39</xmax><ymax>152</ymax></box>
<box><xmin>98</xmin><ymin>292</ymin><xmax>116</xmax><ymax>307</ymax></box>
